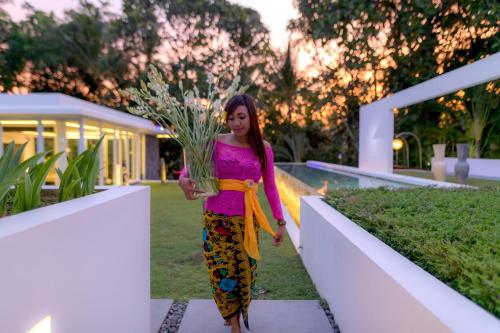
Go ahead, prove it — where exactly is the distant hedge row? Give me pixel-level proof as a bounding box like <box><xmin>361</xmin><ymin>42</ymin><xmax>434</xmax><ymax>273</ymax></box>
<box><xmin>324</xmin><ymin>186</ymin><xmax>500</xmax><ymax>318</ymax></box>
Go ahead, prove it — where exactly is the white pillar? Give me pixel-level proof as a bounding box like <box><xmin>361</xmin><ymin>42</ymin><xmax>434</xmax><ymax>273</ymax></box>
<box><xmin>36</xmin><ymin>121</ymin><xmax>44</xmax><ymax>153</ymax></box>
<box><xmin>134</xmin><ymin>132</ymin><xmax>141</xmax><ymax>182</ymax></box>
<box><xmin>358</xmin><ymin>106</ymin><xmax>394</xmax><ymax>173</ymax></box>
<box><xmin>0</xmin><ymin>125</ymin><xmax>3</xmax><ymax>156</ymax></box>
<box><xmin>78</xmin><ymin>119</ymin><xmax>86</xmax><ymax>154</ymax></box>
<box><xmin>124</xmin><ymin>130</ymin><xmax>130</xmax><ymax>182</ymax></box>
<box><xmin>36</xmin><ymin>120</ymin><xmax>44</xmax><ymax>161</ymax></box>
<box><xmin>141</xmin><ymin>134</ymin><xmax>146</xmax><ymax>180</ymax></box>
<box><xmin>55</xmin><ymin>121</ymin><xmax>68</xmax><ymax>175</ymax></box>
<box><xmin>98</xmin><ymin>122</ymin><xmax>104</xmax><ymax>186</ymax></box>
<box><xmin>113</xmin><ymin>129</ymin><xmax>120</xmax><ymax>185</ymax></box>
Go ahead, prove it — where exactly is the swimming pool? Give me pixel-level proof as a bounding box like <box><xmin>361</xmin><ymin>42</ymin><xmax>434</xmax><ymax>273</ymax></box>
<box><xmin>276</xmin><ymin>163</ymin><xmax>413</xmax><ymax>193</ymax></box>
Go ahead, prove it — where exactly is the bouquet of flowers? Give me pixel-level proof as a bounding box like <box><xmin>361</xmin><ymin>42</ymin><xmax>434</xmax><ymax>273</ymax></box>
<box><xmin>121</xmin><ymin>65</ymin><xmax>246</xmax><ymax>197</ymax></box>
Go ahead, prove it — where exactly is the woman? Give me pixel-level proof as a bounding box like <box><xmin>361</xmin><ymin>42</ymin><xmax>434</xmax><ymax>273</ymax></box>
<box><xmin>178</xmin><ymin>94</ymin><xmax>286</xmax><ymax>333</ymax></box>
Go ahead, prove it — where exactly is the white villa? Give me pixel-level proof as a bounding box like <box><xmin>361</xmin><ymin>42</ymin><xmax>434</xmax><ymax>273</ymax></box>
<box><xmin>0</xmin><ymin>93</ymin><xmax>170</xmax><ymax>185</ymax></box>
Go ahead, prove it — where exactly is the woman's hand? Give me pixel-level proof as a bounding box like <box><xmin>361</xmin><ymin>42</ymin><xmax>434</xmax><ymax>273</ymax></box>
<box><xmin>272</xmin><ymin>225</ymin><xmax>286</xmax><ymax>246</ymax></box>
<box><xmin>178</xmin><ymin>175</ymin><xmax>205</xmax><ymax>200</ymax></box>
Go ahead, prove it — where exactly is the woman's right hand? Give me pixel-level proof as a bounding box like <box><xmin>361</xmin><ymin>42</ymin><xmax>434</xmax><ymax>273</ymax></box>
<box><xmin>178</xmin><ymin>176</ymin><xmax>205</xmax><ymax>200</ymax></box>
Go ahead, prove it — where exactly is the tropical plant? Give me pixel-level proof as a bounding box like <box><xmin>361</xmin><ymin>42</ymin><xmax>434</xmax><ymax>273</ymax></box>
<box><xmin>11</xmin><ymin>151</ymin><xmax>63</xmax><ymax>214</ymax></box>
<box><xmin>464</xmin><ymin>82</ymin><xmax>500</xmax><ymax>158</ymax></box>
<box><xmin>0</xmin><ymin>141</ymin><xmax>44</xmax><ymax>216</ymax></box>
<box><xmin>122</xmin><ymin>65</ymin><xmax>246</xmax><ymax>196</ymax></box>
<box><xmin>274</xmin><ymin>132</ymin><xmax>310</xmax><ymax>162</ymax></box>
<box><xmin>56</xmin><ymin>135</ymin><xmax>104</xmax><ymax>202</ymax></box>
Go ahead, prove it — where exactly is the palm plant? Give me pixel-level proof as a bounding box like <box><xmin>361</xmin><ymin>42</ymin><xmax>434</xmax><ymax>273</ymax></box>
<box><xmin>57</xmin><ymin>135</ymin><xmax>104</xmax><ymax>202</ymax></box>
<box><xmin>464</xmin><ymin>82</ymin><xmax>500</xmax><ymax>158</ymax></box>
<box><xmin>0</xmin><ymin>141</ymin><xmax>45</xmax><ymax>216</ymax></box>
<box><xmin>274</xmin><ymin>132</ymin><xmax>310</xmax><ymax>162</ymax></box>
<box><xmin>11</xmin><ymin>151</ymin><xmax>63</xmax><ymax>214</ymax></box>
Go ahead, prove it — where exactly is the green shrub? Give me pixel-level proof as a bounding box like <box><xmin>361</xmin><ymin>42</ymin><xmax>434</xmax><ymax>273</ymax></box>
<box><xmin>11</xmin><ymin>152</ymin><xmax>63</xmax><ymax>214</ymax></box>
<box><xmin>57</xmin><ymin>136</ymin><xmax>104</xmax><ymax>202</ymax></box>
<box><xmin>324</xmin><ymin>186</ymin><xmax>500</xmax><ymax>317</ymax></box>
<box><xmin>0</xmin><ymin>141</ymin><xmax>45</xmax><ymax>216</ymax></box>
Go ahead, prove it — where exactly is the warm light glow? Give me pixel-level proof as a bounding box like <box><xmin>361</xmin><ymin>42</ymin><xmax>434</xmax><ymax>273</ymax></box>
<box><xmin>27</xmin><ymin>315</ymin><xmax>51</xmax><ymax>333</ymax></box>
<box><xmin>66</xmin><ymin>133</ymin><xmax>101</xmax><ymax>140</ymax></box>
<box><xmin>0</xmin><ymin>120</ymin><xmax>55</xmax><ymax>126</ymax></box>
<box><xmin>65</xmin><ymin>122</ymin><xmax>100</xmax><ymax>131</ymax></box>
<box><xmin>157</xmin><ymin>134</ymin><xmax>178</xmax><ymax>139</ymax></box>
<box><xmin>392</xmin><ymin>138</ymin><xmax>404</xmax><ymax>150</ymax></box>
<box><xmin>20</xmin><ymin>131</ymin><xmax>56</xmax><ymax>138</ymax></box>
<box><xmin>274</xmin><ymin>168</ymin><xmax>317</xmax><ymax>226</ymax></box>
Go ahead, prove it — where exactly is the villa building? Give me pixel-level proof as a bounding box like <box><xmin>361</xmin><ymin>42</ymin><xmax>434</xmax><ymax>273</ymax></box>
<box><xmin>0</xmin><ymin>93</ymin><xmax>169</xmax><ymax>185</ymax></box>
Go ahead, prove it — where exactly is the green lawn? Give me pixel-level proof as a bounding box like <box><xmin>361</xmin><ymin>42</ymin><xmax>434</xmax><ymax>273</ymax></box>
<box><xmin>395</xmin><ymin>169</ymin><xmax>500</xmax><ymax>188</ymax></box>
<box><xmin>149</xmin><ymin>182</ymin><xmax>319</xmax><ymax>300</ymax></box>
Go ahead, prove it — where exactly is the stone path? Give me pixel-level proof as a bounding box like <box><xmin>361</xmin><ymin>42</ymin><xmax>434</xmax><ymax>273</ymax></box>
<box><xmin>152</xmin><ymin>299</ymin><xmax>334</xmax><ymax>333</ymax></box>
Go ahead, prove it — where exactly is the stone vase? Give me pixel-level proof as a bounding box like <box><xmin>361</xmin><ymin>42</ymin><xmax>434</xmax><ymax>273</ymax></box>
<box><xmin>454</xmin><ymin>144</ymin><xmax>470</xmax><ymax>184</ymax></box>
<box><xmin>431</xmin><ymin>144</ymin><xmax>446</xmax><ymax>181</ymax></box>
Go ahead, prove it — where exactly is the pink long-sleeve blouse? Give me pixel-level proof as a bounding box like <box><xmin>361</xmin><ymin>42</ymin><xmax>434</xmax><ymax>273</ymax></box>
<box><xmin>181</xmin><ymin>140</ymin><xmax>284</xmax><ymax>221</ymax></box>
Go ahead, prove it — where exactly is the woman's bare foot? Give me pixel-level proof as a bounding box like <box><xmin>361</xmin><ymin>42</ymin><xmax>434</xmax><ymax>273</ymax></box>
<box><xmin>230</xmin><ymin>312</ymin><xmax>241</xmax><ymax>333</ymax></box>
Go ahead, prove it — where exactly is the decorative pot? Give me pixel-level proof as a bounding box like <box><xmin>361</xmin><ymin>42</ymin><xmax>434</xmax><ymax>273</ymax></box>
<box><xmin>431</xmin><ymin>144</ymin><xmax>446</xmax><ymax>182</ymax></box>
<box><xmin>454</xmin><ymin>144</ymin><xmax>470</xmax><ymax>184</ymax></box>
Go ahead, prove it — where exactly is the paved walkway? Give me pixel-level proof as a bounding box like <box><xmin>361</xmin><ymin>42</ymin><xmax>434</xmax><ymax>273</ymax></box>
<box><xmin>151</xmin><ymin>299</ymin><xmax>173</xmax><ymax>333</ymax></box>
<box><xmin>152</xmin><ymin>299</ymin><xmax>333</xmax><ymax>333</ymax></box>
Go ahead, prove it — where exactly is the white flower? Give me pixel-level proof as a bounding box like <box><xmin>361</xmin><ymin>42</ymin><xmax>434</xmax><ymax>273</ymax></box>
<box><xmin>212</xmin><ymin>99</ymin><xmax>222</xmax><ymax>113</ymax></box>
<box><xmin>206</xmin><ymin>72</ymin><xmax>214</xmax><ymax>85</ymax></box>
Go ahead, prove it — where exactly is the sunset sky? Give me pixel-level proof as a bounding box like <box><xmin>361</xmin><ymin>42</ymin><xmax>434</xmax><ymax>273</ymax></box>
<box><xmin>3</xmin><ymin>0</ymin><xmax>300</xmax><ymax>51</ymax></box>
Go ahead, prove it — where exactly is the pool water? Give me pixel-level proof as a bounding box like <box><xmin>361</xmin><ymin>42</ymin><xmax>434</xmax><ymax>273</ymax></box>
<box><xmin>277</xmin><ymin>164</ymin><xmax>413</xmax><ymax>193</ymax></box>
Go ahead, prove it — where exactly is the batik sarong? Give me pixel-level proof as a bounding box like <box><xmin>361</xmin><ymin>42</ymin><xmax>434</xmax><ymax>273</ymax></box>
<box><xmin>202</xmin><ymin>210</ymin><xmax>260</xmax><ymax>330</ymax></box>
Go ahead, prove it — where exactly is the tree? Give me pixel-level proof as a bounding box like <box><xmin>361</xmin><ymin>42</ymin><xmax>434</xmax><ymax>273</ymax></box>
<box><xmin>289</xmin><ymin>0</ymin><xmax>500</xmax><ymax>165</ymax></box>
<box><xmin>156</xmin><ymin>0</ymin><xmax>276</xmax><ymax>97</ymax></box>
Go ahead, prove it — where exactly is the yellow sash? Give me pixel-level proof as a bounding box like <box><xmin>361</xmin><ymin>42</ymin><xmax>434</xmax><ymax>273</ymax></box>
<box><xmin>218</xmin><ymin>178</ymin><xmax>276</xmax><ymax>260</ymax></box>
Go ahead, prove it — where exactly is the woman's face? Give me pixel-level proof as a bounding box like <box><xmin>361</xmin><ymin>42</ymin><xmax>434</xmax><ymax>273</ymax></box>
<box><xmin>227</xmin><ymin>105</ymin><xmax>250</xmax><ymax>137</ymax></box>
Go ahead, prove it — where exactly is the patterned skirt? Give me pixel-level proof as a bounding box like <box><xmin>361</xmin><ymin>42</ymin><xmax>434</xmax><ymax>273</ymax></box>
<box><xmin>202</xmin><ymin>210</ymin><xmax>260</xmax><ymax>330</ymax></box>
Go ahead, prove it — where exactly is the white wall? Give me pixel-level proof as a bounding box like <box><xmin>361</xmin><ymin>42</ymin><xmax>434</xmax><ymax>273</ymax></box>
<box><xmin>300</xmin><ymin>196</ymin><xmax>500</xmax><ymax>333</ymax></box>
<box><xmin>432</xmin><ymin>157</ymin><xmax>500</xmax><ymax>180</ymax></box>
<box><xmin>0</xmin><ymin>186</ymin><xmax>151</xmax><ymax>333</ymax></box>
<box><xmin>359</xmin><ymin>107</ymin><xmax>394</xmax><ymax>173</ymax></box>
<box><xmin>359</xmin><ymin>52</ymin><xmax>500</xmax><ymax>174</ymax></box>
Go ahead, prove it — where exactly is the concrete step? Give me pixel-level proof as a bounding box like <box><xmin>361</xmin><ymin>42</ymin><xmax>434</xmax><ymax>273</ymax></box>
<box><xmin>151</xmin><ymin>299</ymin><xmax>173</xmax><ymax>333</ymax></box>
<box><xmin>178</xmin><ymin>299</ymin><xmax>333</xmax><ymax>333</ymax></box>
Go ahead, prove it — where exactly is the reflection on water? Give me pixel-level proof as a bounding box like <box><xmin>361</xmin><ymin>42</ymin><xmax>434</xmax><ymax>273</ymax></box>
<box><xmin>318</xmin><ymin>180</ymin><xmax>329</xmax><ymax>196</ymax></box>
<box><xmin>278</xmin><ymin>164</ymin><xmax>411</xmax><ymax>191</ymax></box>
<box><xmin>275</xmin><ymin>167</ymin><xmax>317</xmax><ymax>226</ymax></box>
<box><xmin>275</xmin><ymin>163</ymin><xmax>413</xmax><ymax>226</ymax></box>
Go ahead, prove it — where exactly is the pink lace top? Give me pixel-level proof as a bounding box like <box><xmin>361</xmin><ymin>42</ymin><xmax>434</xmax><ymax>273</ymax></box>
<box><xmin>180</xmin><ymin>141</ymin><xmax>284</xmax><ymax>220</ymax></box>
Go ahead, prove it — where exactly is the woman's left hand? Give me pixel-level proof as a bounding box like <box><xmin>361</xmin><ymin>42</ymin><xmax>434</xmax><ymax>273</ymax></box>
<box><xmin>272</xmin><ymin>225</ymin><xmax>286</xmax><ymax>246</ymax></box>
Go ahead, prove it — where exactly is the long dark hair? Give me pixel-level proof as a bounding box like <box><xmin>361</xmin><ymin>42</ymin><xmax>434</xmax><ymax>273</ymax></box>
<box><xmin>224</xmin><ymin>94</ymin><xmax>267</xmax><ymax>171</ymax></box>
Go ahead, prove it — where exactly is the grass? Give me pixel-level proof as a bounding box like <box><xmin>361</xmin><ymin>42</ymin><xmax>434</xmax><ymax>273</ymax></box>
<box><xmin>149</xmin><ymin>182</ymin><xmax>319</xmax><ymax>300</ymax></box>
<box><xmin>395</xmin><ymin>169</ymin><xmax>500</xmax><ymax>188</ymax></box>
<box><xmin>325</xmin><ymin>186</ymin><xmax>500</xmax><ymax>318</ymax></box>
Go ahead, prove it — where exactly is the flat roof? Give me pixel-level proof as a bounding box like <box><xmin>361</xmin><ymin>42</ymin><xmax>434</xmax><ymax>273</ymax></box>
<box><xmin>0</xmin><ymin>92</ymin><xmax>172</xmax><ymax>135</ymax></box>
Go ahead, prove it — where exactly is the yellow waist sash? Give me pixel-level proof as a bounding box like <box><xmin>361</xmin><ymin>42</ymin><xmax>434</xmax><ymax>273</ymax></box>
<box><xmin>218</xmin><ymin>178</ymin><xmax>276</xmax><ymax>260</ymax></box>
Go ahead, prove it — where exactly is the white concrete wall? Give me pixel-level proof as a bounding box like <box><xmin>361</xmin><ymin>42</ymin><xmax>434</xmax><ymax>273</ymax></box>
<box><xmin>431</xmin><ymin>157</ymin><xmax>500</xmax><ymax>180</ymax></box>
<box><xmin>0</xmin><ymin>186</ymin><xmax>151</xmax><ymax>333</ymax></box>
<box><xmin>359</xmin><ymin>107</ymin><xmax>394</xmax><ymax>173</ymax></box>
<box><xmin>359</xmin><ymin>52</ymin><xmax>500</xmax><ymax>174</ymax></box>
<box><xmin>300</xmin><ymin>196</ymin><xmax>500</xmax><ymax>333</ymax></box>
